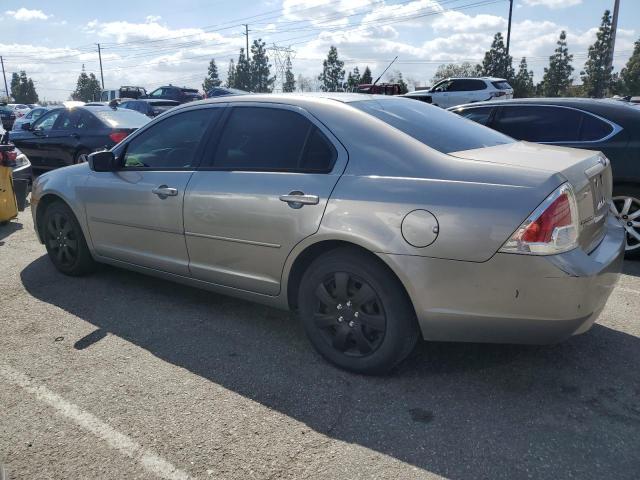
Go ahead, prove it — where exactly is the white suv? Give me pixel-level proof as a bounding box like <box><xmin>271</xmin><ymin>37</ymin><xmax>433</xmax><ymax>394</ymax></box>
<box><xmin>404</xmin><ymin>77</ymin><xmax>514</xmax><ymax>109</ymax></box>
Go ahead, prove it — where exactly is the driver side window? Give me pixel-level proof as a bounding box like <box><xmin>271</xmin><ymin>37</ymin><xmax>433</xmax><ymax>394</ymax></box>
<box><xmin>433</xmin><ymin>80</ymin><xmax>452</xmax><ymax>92</ymax></box>
<box><xmin>122</xmin><ymin>108</ymin><xmax>220</xmax><ymax>170</ymax></box>
<box><xmin>33</xmin><ymin>110</ymin><xmax>63</xmax><ymax>132</ymax></box>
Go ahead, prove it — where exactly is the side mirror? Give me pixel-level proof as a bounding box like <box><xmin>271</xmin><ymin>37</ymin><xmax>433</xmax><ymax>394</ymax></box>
<box><xmin>88</xmin><ymin>150</ymin><xmax>117</xmax><ymax>172</ymax></box>
<box><xmin>21</xmin><ymin>122</ymin><xmax>32</xmax><ymax>130</ymax></box>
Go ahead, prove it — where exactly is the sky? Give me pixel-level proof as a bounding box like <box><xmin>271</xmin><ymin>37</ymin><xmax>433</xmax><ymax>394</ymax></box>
<box><xmin>0</xmin><ymin>0</ymin><xmax>638</xmax><ymax>101</ymax></box>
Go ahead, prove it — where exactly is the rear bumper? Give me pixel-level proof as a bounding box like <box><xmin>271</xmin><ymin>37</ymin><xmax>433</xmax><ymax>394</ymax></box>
<box><xmin>381</xmin><ymin>215</ymin><xmax>625</xmax><ymax>344</ymax></box>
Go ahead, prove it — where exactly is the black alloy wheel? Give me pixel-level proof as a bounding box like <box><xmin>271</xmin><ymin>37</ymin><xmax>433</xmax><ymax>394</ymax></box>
<box><xmin>298</xmin><ymin>247</ymin><xmax>418</xmax><ymax>374</ymax></box>
<box><xmin>42</xmin><ymin>201</ymin><xmax>96</xmax><ymax>275</ymax></box>
<box><xmin>313</xmin><ymin>272</ymin><xmax>387</xmax><ymax>357</ymax></box>
<box><xmin>45</xmin><ymin>211</ymin><xmax>78</xmax><ymax>268</ymax></box>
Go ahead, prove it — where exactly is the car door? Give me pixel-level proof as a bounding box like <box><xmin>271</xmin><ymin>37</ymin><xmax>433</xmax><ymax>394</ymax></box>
<box><xmin>429</xmin><ymin>80</ymin><xmax>452</xmax><ymax>108</ymax></box>
<box><xmin>183</xmin><ymin>103</ymin><xmax>348</xmax><ymax>296</ymax></box>
<box><xmin>84</xmin><ymin>106</ymin><xmax>222</xmax><ymax>275</ymax></box>
<box><xmin>10</xmin><ymin>108</ymin><xmax>64</xmax><ymax>169</ymax></box>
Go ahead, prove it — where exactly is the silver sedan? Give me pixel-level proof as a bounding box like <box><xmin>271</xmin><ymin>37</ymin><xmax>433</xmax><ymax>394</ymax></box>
<box><xmin>30</xmin><ymin>94</ymin><xmax>625</xmax><ymax>374</ymax></box>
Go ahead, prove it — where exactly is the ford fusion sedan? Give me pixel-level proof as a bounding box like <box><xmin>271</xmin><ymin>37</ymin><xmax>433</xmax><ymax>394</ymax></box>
<box><xmin>11</xmin><ymin>105</ymin><xmax>149</xmax><ymax>170</ymax></box>
<box><xmin>30</xmin><ymin>94</ymin><xmax>624</xmax><ymax>374</ymax></box>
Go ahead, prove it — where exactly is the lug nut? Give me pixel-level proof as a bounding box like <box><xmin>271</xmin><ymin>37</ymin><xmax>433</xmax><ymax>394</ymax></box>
<box><xmin>337</xmin><ymin>316</ymin><xmax>344</xmax><ymax>323</ymax></box>
<box><xmin>336</xmin><ymin>303</ymin><xmax>342</xmax><ymax>310</ymax></box>
<box><xmin>346</xmin><ymin>300</ymin><xmax>352</xmax><ymax>308</ymax></box>
<box><xmin>348</xmin><ymin>320</ymin><xmax>355</xmax><ymax>328</ymax></box>
<box><xmin>354</xmin><ymin>312</ymin><xmax>359</xmax><ymax>318</ymax></box>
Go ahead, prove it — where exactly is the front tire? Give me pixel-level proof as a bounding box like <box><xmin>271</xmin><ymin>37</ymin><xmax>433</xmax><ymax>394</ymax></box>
<box><xmin>611</xmin><ymin>185</ymin><xmax>640</xmax><ymax>259</ymax></box>
<box><xmin>42</xmin><ymin>201</ymin><xmax>96</xmax><ymax>275</ymax></box>
<box><xmin>298</xmin><ymin>248</ymin><xmax>418</xmax><ymax>374</ymax></box>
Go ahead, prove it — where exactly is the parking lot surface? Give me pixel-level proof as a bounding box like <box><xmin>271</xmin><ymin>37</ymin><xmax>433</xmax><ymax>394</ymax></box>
<box><xmin>1</xmin><ymin>209</ymin><xmax>639</xmax><ymax>480</ymax></box>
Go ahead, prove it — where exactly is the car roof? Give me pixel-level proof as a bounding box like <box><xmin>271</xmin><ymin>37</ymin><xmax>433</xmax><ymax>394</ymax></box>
<box><xmin>186</xmin><ymin>92</ymin><xmax>381</xmax><ymax>107</ymax></box>
<box><xmin>451</xmin><ymin>97</ymin><xmax>640</xmax><ymax>125</ymax></box>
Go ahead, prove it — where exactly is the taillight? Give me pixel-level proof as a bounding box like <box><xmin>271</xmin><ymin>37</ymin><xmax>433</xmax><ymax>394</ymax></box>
<box><xmin>500</xmin><ymin>183</ymin><xmax>580</xmax><ymax>255</ymax></box>
<box><xmin>490</xmin><ymin>91</ymin><xmax>507</xmax><ymax>98</ymax></box>
<box><xmin>0</xmin><ymin>149</ymin><xmax>17</xmax><ymax>166</ymax></box>
<box><xmin>109</xmin><ymin>131</ymin><xmax>129</xmax><ymax>144</ymax></box>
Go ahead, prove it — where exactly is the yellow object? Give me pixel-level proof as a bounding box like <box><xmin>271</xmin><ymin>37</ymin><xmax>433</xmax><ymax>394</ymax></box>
<box><xmin>0</xmin><ymin>163</ymin><xmax>18</xmax><ymax>223</ymax></box>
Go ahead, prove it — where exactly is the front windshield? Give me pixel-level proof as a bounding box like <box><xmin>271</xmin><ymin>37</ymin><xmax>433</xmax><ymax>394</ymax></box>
<box><xmin>350</xmin><ymin>98</ymin><xmax>515</xmax><ymax>154</ymax></box>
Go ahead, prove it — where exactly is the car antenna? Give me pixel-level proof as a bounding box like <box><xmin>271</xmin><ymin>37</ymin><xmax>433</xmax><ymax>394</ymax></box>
<box><xmin>372</xmin><ymin>56</ymin><xmax>398</xmax><ymax>86</ymax></box>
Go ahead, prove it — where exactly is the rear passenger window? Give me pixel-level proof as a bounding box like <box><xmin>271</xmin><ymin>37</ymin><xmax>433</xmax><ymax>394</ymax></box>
<box><xmin>123</xmin><ymin>109</ymin><xmax>218</xmax><ymax>169</ymax></box>
<box><xmin>580</xmin><ymin>114</ymin><xmax>614</xmax><ymax>141</ymax></box>
<box><xmin>213</xmin><ymin>107</ymin><xmax>336</xmax><ymax>172</ymax></box>
<box><xmin>493</xmin><ymin>106</ymin><xmax>582</xmax><ymax>142</ymax></box>
<box><xmin>459</xmin><ymin>108</ymin><xmax>493</xmax><ymax>125</ymax></box>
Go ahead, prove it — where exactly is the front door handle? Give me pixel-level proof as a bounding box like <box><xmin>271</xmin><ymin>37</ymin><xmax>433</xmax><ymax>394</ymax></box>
<box><xmin>152</xmin><ymin>185</ymin><xmax>178</xmax><ymax>198</ymax></box>
<box><xmin>279</xmin><ymin>191</ymin><xmax>319</xmax><ymax>209</ymax></box>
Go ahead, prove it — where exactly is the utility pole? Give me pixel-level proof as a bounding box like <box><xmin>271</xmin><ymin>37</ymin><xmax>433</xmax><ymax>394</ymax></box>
<box><xmin>506</xmin><ymin>0</ymin><xmax>514</xmax><ymax>58</ymax></box>
<box><xmin>0</xmin><ymin>56</ymin><xmax>8</xmax><ymax>101</ymax></box>
<box><xmin>243</xmin><ymin>24</ymin><xmax>250</xmax><ymax>57</ymax></box>
<box><xmin>607</xmin><ymin>0</ymin><xmax>620</xmax><ymax>73</ymax></box>
<box><xmin>97</xmin><ymin>43</ymin><xmax>105</xmax><ymax>89</ymax></box>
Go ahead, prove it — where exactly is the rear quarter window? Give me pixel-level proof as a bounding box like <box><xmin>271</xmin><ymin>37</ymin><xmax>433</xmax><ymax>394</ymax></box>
<box><xmin>94</xmin><ymin>109</ymin><xmax>150</xmax><ymax>128</ymax></box>
<box><xmin>350</xmin><ymin>98</ymin><xmax>514</xmax><ymax>154</ymax></box>
<box><xmin>580</xmin><ymin>114</ymin><xmax>614</xmax><ymax>141</ymax></box>
<box><xmin>492</xmin><ymin>81</ymin><xmax>512</xmax><ymax>90</ymax></box>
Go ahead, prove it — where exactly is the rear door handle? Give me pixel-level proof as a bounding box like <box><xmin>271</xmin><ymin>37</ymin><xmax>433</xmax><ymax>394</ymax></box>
<box><xmin>279</xmin><ymin>191</ymin><xmax>319</xmax><ymax>209</ymax></box>
<box><xmin>152</xmin><ymin>185</ymin><xmax>178</xmax><ymax>198</ymax></box>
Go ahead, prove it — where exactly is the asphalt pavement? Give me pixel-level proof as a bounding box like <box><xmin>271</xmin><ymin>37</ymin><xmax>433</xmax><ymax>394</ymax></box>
<box><xmin>1</xmin><ymin>209</ymin><xmax>639</xmax><ymax>480</ymax></box>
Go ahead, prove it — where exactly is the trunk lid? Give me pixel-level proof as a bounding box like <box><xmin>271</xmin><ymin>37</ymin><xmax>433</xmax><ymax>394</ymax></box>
<box><xmin>450</xmin><ymin>141</ymin><xmax>612</xmax><ymax>253</ymax></box>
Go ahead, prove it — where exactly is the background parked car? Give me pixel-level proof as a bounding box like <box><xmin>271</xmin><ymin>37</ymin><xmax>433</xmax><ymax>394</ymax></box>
<box><xmin>449</xmin><ymin>98</ymin><xmax>640</xmax><ymax>257</ymax></box>
<box><xmin>205</xmin><ymin>87</ymin><xmax>249</xmax><ymax>98</ymax></box>
<box><xmin>100</xmin><ymin>86</ymin><xmax>147</xmax><ymax>102</ymax></box>
<box><xmin>403</xmin><ymin>77</ymin><xmax>513</xmax><ymax>108</ymax></box>
<box><xmin>119</xmin><ymin>99</ymin><xmax>179</xmax><ymax>117</ymax></box>
<box><xmin>12</xmin><ymin>106</ymin><xmax>49</xmax><ymax>131</ymax></box>
<box><xmin>145</xmin><ymin>85</ymin><xmax>202</xmax><ymax>104</ymax></box>
<box><xmin>9</xmin><ymin>103</ymin><xmax>30</xmax><ymax>118</ymax></box>
<box><xmin>0</xmin><ymin>124</ymin><xmax>31</xmax><ymax>207</ymax></box>
<box><xmin>0</xmin><ymin>104</ymin><xmax>16</xmax><ymax>130</ymax></box>
<box><xmin>10</xmin><ymin>105</ymin><xmax>149</xmax><ymax>170</ymax></box>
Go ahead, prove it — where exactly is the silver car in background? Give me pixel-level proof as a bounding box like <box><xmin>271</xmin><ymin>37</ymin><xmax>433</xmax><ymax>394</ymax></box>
<box><xmin>30</xmin><ymin>94</ymin><xmax>625</xmax><ymax>374</ymax></box>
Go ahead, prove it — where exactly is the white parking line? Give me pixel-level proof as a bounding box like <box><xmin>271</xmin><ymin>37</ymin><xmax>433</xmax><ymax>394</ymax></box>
<box><xmin>0</xmin><ymin>364</ymin><xmax>191</xmax><ymax>480</ymax></box>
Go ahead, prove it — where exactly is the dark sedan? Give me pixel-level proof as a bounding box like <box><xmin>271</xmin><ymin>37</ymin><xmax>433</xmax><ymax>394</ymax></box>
<box><xmin>119</xmin><ymin>99</ymin><xmax>179</xmax><ymax>118</ymax></box>
<box><xmin>10</xmin><ymin>105</ymin><xmax>149</xmax><ymax>171</ymax></box>
<box><xmin>449</xmin><ymin>98</ymin><xmax>640</xmax><ymax>257</ymax></box>
<box><xmin>1</xmin><ymin>105</ymin><xmax>16</xmax><ymax>130</ymax></box>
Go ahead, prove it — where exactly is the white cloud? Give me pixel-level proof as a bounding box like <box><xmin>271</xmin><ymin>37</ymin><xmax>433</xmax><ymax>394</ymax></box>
<box><xmin>5</xmin><ymin>8</ymin><xmax>50</xmax><ymax>21</ymax></box>
<box><xmin>523</xmin><ymin>0</ymin><xmax>581</xmax><ymax>9</ymax></box>
<box><xmin>432</xmin><ymin>11</ymin><xmax>506</xmax><ymax>33</ymax></box>
<box><xmin>283</xmin><ymin>0</ymin><xmax>376</xmax><ymax>27</ymax></box>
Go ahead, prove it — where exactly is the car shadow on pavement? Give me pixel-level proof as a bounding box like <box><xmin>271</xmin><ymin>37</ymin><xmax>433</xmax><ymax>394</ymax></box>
<box><xmin>0</xmin><ymin>221</ymin><xmax>22</xmax><ymax>245</ymax></box>
<box><xmin>20</xmin><ymin>256</ymin><xmax>640</xmax><ymax>480</ymax></box>
<box><xmin>623</xmin><ymin>258</ymin><xmax>640</xmax><ymax>277</ymax></box>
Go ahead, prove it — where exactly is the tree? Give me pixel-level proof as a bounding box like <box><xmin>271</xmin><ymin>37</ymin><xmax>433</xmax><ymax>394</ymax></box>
<box><xmin>386</xmin><ymin>70</ymin><xmax>408</xmax><ymax>94</ymax></box>
<box><xmin>581</xmin><ymin>10</ymin><xmax>614</xmax><ymax>98</ymax></box>
<box><xmin>250</xmin><ymin>39</ymin><xmax>274</xmax><ymax>93</ymax></box>
<box><xmin>202</xmin><ymin>59</ymin><xmax>221</xmax><ymax>92</ymax></box>
<box><xmin>619</xmin><ymin>38</ymin><xmax>640</xmax><ymax>95</ymax></box>
<box><xmin>233</xmin><ymin>49</ymin><xmax>252</xmax><ymax>91</ymax></box>
<box><xmin>360</xmin><ymin>66</ymin><xmax>373</xmax><ymax>84</ymax></box>
<box><xmin>510</xmin><ymin>58</ymin><xmax>535</xmax><ymax>98</ymax></box>
<box><xmin>9</xmin><ymin>71</ymin><xmax>39</xmax><ymax>103</ymax></box>
<box><xmin>226</xmin><ymin>59</ymin><xmax>236</xmax><ymax>88</ymax></box>
<box><xmin>431</xmin><ymin>62</ymin><xmax>481</xmax><ymax>84</ymax></box>
<box><xmin>71</xmin><ymin>65</ymin><xmax>101</xmax><ymax>102</ymax></box>
<box><xmin>541</xmin><ymin>31</ymin><xmax>574</xmax><ymax>97</ymax></box>
<box><xmin>282</xmin><ymin>55</ymin><xmax>296</xmax><ymax>92</ymax></box>
<box><xmin>297</xmin><ymin>74</ymin><xmax>313</xmax><ymax>92</ymax></box>
<box><xmin>480</xmin><ymin>32</ymin><xmax>514</xmax><ymax>80</ymax></box>
<box><xmin>318</xmin><ymin>46</ymin><xmax>345</xmax><ymax>92</ymax></box>
<box><xmin>346</xmin><ymin>67</ymin><xmax>361</xmax><ymax>90</ymax></box>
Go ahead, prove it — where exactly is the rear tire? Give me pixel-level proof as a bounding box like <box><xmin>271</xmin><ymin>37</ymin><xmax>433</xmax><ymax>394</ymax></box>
<box><xmin>612</xmin><ymin>185</ymin><xmax>640</xmax><ymax>260</ymax></box>
<box><xmin>298</xmin><ymin>247</ymin><xmax>419</xmax><ymax>374</ymax></box>
<box><xmin>42</xmin><ymin>201</ymin><xmax>96</xmax><ymax>276</ymax></box>
<box><xmin>74</xmin><ymin>149</ymin><xmax>91</xmax><ymax>164</ymax></box>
